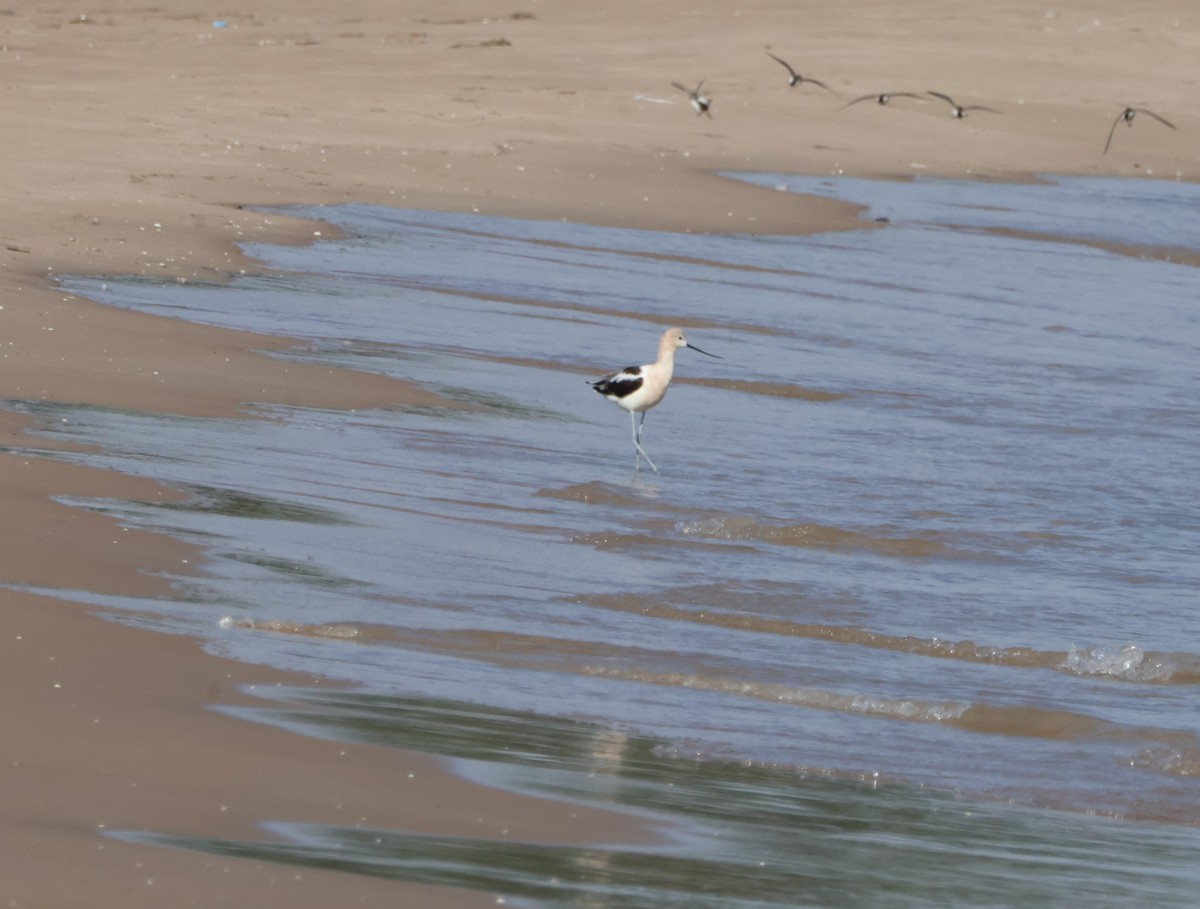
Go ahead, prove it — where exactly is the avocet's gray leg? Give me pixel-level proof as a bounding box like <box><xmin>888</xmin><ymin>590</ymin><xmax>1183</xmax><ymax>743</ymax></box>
<box><xmin>631</xmin><ymin>410</ymin><xmax>658</xmax><ymax>472</ymax></box>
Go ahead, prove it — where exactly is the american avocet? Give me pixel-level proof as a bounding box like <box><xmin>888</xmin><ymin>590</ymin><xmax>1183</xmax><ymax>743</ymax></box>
<box><xmin>671</xmin><ymin>80</ymin><xmax>713</xmax><ymax>118</ymax></box>
<box><xmin>841</xmin><ymin>91</ymin><xmax>924</xmax><ymax>109</ymax></box>
<box><xmin>591</xmin><ymin>327</ymin><xmax>720</xmax><ymax>473</ymax></box>
<box><xmin>927</xmin><ymin>91</ymin><xmax>1002</xmax><ymax>118</ymax></box>
<box><xmin>765</xmin><ymin>53</ymin><xmax>833</xmax><ymax>92</ymax></box>
<box><xmin>1103</xmin><ymin>106</ymin><xmax>1176</xmax><ymax>155</ymax></box>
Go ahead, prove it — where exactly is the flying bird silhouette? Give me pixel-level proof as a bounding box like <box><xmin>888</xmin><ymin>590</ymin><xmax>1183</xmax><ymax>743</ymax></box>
<box><xmin>671</xmin><ymin>79</ymin><xmax>712</xmax><ymax>118</ymax></box>
<box><xmin>927</xmin><ymin>91</ymin><xmax>1002</xmax><ymax>118</ymax></box>
<box><xmin>841</xmin><ymin>92</ymin><xmax>924</xmax><ymax>109</ymax></box>
<box><xmin>1103</xmin><ymin>106</ymin><xmax>1176</xmax><ymax>155</ymax></box>
<box><xmin>765</xmin><ymin>53</ymin><xmax>832</xmax><ymax>92</ymax></box>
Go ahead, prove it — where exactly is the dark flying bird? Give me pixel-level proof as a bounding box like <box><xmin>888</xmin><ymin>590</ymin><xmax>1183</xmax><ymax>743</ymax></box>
<box><xmin>765</xmin><ymin>53</ymin><xmax>833</xmax><ymax>92</ymax></box>
<box><xmin>1103</xmin><ymin>106</ymin><xmax>1176</xmax><ymax>155</ymax></box>
<box><xmin>671</xmin><ymin>79</ymin><xmax>712</xmax><ymax>118</ymax></box>
<box><xmin>591</xmin><ymin>327</ymin><xmax>721</xmax><ymax>473</ymax></box>
<box><xmin>841</xmin><ymin>92</ymin><xmax>924</xmax><ymax>109</ymax></box>
<box><xmin>927</xmin><ymin>91</ymin><xmax>1002</xmax><ymax>118</ymax></box>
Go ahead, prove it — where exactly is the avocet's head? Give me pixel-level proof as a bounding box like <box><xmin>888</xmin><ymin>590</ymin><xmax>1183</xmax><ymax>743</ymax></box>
<box><xmin>662</xmin><ymin>326</ymin><xmax>721</xmax><ymax>359</ymax></box>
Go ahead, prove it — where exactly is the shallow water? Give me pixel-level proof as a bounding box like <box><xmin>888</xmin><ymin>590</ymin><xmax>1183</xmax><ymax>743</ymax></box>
<box><xmin>16</xmin><ymin>174</ymin><xmax>1200</xmax><ymax>903</ymax></box>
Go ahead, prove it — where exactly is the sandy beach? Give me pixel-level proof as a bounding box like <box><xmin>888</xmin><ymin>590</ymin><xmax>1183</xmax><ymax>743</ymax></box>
<box><xmin>3</xmin><ymin>0</ymin><xmax>1197</xmax><ymax>903</ymax></box>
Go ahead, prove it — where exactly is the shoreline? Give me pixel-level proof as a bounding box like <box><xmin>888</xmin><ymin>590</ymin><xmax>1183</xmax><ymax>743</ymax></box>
<box><xmin>3</xmin><ymin>0</ymin><xmax>1197</xmax><ymax>903</ymax></box>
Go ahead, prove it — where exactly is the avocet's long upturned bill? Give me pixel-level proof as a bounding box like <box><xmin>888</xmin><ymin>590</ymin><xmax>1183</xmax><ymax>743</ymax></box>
<box><xmin>591</xmin><ymin>327</ymin><xmax>720</xmax><ymax>473</ymax></box>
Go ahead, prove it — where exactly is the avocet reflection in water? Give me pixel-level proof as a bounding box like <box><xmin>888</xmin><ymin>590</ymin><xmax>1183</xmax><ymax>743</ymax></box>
<box><xmin>25</xmin><ymin>173</ymin><xmax>1200</xmax><ymax>905</ymax></box>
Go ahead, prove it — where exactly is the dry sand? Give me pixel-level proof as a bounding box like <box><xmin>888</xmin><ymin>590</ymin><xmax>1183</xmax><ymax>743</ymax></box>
<box><xmin>2</xmin><ymin>0</ymin><xmax>1196</xmax><ymax>903</ymax></box>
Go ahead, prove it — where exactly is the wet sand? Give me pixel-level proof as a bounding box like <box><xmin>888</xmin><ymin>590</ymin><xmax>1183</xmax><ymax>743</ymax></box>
<box><xmin>2</xmin><ymin>0</ymin><xmax>1196</xmax><ymax>903</ymax></box>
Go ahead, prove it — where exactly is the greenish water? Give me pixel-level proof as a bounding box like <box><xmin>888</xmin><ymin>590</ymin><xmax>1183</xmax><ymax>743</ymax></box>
<box><xmin>121</xmin><ymin>691</ymin><xmax>1200</xmax><ymax>908</ymax></box>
